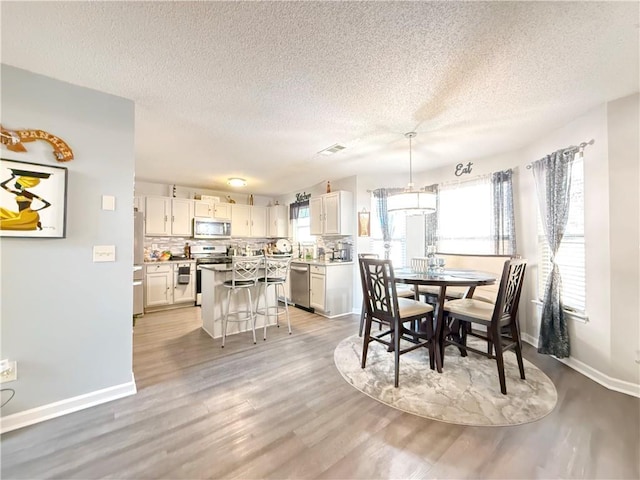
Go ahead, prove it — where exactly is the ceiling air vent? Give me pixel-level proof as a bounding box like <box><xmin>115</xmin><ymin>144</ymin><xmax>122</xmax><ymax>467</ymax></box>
<box><xmin>318</xmin><ymin>143</ymin><xmax>347</xmax><ymax>155</ymax></box>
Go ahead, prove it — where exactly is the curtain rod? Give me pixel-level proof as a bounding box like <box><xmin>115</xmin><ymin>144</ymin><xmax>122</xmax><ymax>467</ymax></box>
<box><xmin>526</xmin><ymin>139</ymin><xmax>595</xmax><ymax>169</ymax></box>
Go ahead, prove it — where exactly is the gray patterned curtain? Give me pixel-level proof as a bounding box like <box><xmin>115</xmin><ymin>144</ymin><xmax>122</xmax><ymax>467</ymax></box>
<box><xmin>372</xmin><ymin>188</ymin><xmax>402</xmax><ymax>259</ymax></box>
<box><xmin>289</xmin><ymin>200</ymin><xmax>309</xmax><ymax>220</ymax></box>
<box><xmin>424</xmin><ymin>183</ymin><xmax>439</xmax><ymax>249</ymax></box>
<box><xmin>532</xmin><ymin>146</ymin><xmax>578</xmax><ymax>358</ymax></box>
<box><xmin>491</xmin><ymin>169</ymin><xmax>516</xmax><ymax>255</ymax></box>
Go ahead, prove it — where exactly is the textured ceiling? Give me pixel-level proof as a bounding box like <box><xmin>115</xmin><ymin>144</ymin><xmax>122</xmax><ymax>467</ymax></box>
<box><xmin>2</xmin><ymin>1</ymin><xmax>638</xmax><ymax>196</ymax></box>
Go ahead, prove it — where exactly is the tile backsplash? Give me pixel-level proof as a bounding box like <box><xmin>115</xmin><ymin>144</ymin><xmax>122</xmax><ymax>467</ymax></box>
<box><xmin>144</xmin><ymin>236</ymin><xmax>285</xmax><ymax>258</ymax></box>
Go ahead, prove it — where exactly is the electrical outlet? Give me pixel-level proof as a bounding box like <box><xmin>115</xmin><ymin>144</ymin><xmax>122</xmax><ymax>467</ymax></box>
<box><xmin>0</xmin><ymin>360</ymin><xmax>17</xmax><ymax>383</ymax></box>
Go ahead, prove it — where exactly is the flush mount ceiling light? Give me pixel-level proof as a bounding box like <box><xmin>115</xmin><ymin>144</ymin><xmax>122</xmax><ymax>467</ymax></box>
<box><xmin>227</xmin><ymin>177</ymin><xmax>247</xmax><ymax>187</ymax></box>
<box><xmin>387</xmin><ymin>132</ymin><xmax>436</xmax><ymax>215</ymax></box>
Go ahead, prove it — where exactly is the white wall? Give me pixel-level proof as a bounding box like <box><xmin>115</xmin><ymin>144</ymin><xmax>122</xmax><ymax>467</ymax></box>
<box><xmin>0</xmin><ymin>65</ymin><xmax>136</xmax><ymax>427</ymax></box>
<box><xmin>607</xmin><ymin>94</ymin><xmax>640</xmax><ymax>384</ymax></box>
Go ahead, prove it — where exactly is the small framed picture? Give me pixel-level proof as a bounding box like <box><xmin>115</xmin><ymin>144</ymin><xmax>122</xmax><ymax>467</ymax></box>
<box><xmin>358</xmin><ymin>210</ymin><xmax>370</xmax><ymax>237</ymax></box>
<box><xmin>0</xmin><ymin>158</ymin><xmax>68</xmax><ymax>238</ymax></box>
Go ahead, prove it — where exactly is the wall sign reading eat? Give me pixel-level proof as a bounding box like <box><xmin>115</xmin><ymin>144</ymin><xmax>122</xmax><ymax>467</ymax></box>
<box><xmin>455</xmin><ymin>162</ymin><xmax>473</xmax><ymax>176</ymax></box>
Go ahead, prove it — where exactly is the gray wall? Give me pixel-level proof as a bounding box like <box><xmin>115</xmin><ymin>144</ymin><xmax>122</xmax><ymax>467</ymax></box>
<box><xmin>0</xmin><ymin>65</ymin><xmax>135</xmax><ymax>415</ymax></box>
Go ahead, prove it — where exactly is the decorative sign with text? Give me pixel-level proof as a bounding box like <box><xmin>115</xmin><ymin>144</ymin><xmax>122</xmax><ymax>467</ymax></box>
<box><xmin>454</xmin><ymin>162</ymin><xmax>473</xmax><ymax>176</ymax></box>
<box><xmin>0</xmin><ymin>125</ymin><xmax>74</xmax><ymax>162</ymax></box>
<box><xmin>295</xmin><ymin>191</ymin><xmax>311</xmax><ymax>203</ymax></box>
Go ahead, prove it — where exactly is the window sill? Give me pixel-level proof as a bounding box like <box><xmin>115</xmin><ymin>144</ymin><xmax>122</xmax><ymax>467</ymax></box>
<box><xmin>531</xmin><ymin>300</ymin><xmax>589</xmax><ymax>323</ymax></box>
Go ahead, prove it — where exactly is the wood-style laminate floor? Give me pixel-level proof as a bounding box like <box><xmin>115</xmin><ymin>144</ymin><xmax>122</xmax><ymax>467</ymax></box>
<box><xmin>2</xmin><ymin>307</ymin><xmax>639</xmax><ymax>479</ymax></box>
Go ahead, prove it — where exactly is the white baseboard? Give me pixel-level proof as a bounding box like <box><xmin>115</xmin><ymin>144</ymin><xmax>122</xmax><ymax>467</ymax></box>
<box><xmin>521</xmin><ymin>332</ymin><xmax>539</xmax><ymax>348</ymax></box>
<box><xmin>0</xmin><ymin>373</ymin><xmax>137</xmax><ymax>434</ymax></box>
<box><xmin>521</xmin><ymin>333</ymin><xmax>639</xmax><ymax>398</ymax></box>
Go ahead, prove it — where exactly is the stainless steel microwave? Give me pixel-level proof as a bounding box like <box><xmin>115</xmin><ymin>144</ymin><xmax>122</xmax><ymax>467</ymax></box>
<box><xmin>193</xmin><ymin>217</ymin><xmax>231</xmax><ymax>239</ymax></box>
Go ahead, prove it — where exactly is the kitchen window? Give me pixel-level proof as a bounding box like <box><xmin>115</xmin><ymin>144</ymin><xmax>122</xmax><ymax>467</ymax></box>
<box><xmin>291</xmin><ymin>204</ymin><xmax>314</xmax><ymax>243</ymax></box>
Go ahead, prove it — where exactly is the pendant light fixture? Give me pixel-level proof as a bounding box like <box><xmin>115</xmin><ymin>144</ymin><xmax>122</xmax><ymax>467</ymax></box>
<box><xmin>387</xmin><ymin>132</ymin><xmax>436</xmax><ymax>215</ymax></box>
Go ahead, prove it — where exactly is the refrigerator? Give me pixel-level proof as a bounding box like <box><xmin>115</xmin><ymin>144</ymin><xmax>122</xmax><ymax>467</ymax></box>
<box><xmin>133</xmin><ymin>211</ymin><xmax>144</xmax><ymax>316</ymax></box>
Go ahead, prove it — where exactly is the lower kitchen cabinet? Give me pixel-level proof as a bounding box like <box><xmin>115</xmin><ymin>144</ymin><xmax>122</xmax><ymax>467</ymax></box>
<box><xmin>145</xmin><ymin>264</ymin><xmax>173</xmax><ymax>307</ymax></box>
<box><xmin>309</xmin><ymin>263</ymin><xmax>353</xmax><ymax>318</ymax></box>
<box><xmin>145</xmin><ymin>262</ymin><xmax>195</xmax><ymax>309</ymax></box>
<box><xmin>310</xmin><ymin>271</ymin><xmax>326</xmax><ymax>312</ymax></box>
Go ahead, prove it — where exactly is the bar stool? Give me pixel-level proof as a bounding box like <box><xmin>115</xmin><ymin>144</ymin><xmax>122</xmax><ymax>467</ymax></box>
<box><xmin>221</xmin><ymin>256</ymin><xmax>263</xmax><ymax>348</ymax></box>
<box><xmin>257</xmin><ymin>255</ymin><xmax>292</xmax><ymax>340</ymax></box>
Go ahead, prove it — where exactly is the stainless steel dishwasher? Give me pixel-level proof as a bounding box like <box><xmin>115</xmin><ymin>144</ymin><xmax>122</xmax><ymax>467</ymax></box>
<box><xmin>290</xmin><ymin>262</ymin><xmax>312</xmax><ymax>311</ymax></box>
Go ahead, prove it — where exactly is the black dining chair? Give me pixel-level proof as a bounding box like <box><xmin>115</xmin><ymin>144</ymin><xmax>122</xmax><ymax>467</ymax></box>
<box><xmin>359</xmin><ymin>257</ymin><xmax>437</xmax><ymax>387</ymax></box>
<box><xmin>442</xmin><ymin>258</ymin><xmax>527</xmax><ymax>394</ymax></box>
<box><xmin>357</xmin><ymin>253</ymin><xmax>415</xmax><ymax>337</ymax></box>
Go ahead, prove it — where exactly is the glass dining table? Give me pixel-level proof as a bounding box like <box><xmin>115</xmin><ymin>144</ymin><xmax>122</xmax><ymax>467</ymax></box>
<box><xmin>393</xmin><ymin>268</ymin><xmax>497</xmax><ymax>373</ymax></box>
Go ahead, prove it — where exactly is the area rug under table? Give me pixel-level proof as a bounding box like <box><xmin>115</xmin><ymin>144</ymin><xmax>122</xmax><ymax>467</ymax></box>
<box><xmin>334</xmin><ymin>334</ymin><xmax>557</xmax><ymax>426</ymax></box>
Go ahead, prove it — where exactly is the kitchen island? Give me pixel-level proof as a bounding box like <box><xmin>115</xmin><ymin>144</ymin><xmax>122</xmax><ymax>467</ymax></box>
<box><xmin>200</xmin><ymin>264</ymin><xmax>277</xmax><ymax>340</ymax></box>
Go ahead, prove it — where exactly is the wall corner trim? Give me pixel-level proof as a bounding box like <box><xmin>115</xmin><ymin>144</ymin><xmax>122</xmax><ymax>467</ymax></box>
<box><xmin>0</xmin><ymin>373</ymin><xmax>137</xmax><ymax>434</ymax></box>
<box><xmin>522</xmin><ymin>333</ymin><xmax>640</xmax><ymax>399</ymax></box>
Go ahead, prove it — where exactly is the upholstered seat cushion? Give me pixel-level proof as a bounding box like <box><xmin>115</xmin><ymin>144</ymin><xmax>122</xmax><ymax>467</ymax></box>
<box><xmin>258</xmin><ymin>277</ymin><xmax>286</xmax><ymax>283</ymax></box>
<box><xmin>223</xmin><ymin>279</ymin><xmax>255</xmax><ymax>287</ymax></box>
<box><xmin>398</xmin><ymin>297</ymin><xmax>433</xmax><ymax>318</ymax></box>
<box><xmin>418</xmin><ymin>285</ymin><xmax>494</xmax><ymax>303</ymax></box>
<box><xmin>396</xmin><ymin>286</ymin><xmax>415</xmax><ymax>298</ymax></box>
<box><xmin>444</xmin><ymin>298</ymin><xmax>494</xmax><ymax>321</ymax></box>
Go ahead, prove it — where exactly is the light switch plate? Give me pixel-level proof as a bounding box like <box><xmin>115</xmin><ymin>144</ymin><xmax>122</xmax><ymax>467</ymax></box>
<box><xmin>0</xmin><ymin>360</ymin><xmax>17</xmax><ymax>383</ymax></box>
<box><xmin>102</xmin><ymin>195</ymin><xmax>116</xmax><ymax>211</ymax></box>
<box><xmin>93</xmin><ymin>245</ymin><xmax>116</xmax><ymax>262</ymax></box>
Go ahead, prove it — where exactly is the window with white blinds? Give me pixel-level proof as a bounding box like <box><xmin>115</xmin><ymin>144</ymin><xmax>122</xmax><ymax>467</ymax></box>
<box><xmin>370</xmin><ymin>200</ymin><xmax>407</xmax><ymax>267</ymax></box>
<box><xmin>437</xmin><ymin>175</ymin><xmax>494</xmax><ymax>254</ymax></box>
<box><xmin>537</xmin><ymin>156</ymin><xmax>586</xmax><ymax>312</ymax></box>
<box><xmin>292</xmin><ymin>206</ymin><xmax>313</xmax><ymax>243</ymax></box>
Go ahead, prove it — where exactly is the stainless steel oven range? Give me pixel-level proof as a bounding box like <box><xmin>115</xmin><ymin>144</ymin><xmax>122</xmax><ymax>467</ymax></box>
<box><xmin>192</xmin><ymin>245</ymin><xmax>232</xmax><ymax>306</ymax></box>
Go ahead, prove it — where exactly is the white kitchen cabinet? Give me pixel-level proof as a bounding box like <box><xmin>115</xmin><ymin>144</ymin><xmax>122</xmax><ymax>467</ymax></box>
<box><xmin>194</xmin><ymin>200</ymin><xmax>232</xmax><ymax>220</ymax></box>
<box><xmin>309</xmin><ymin>197</ymin><xmax>323</xmax><ymax>236</ymax></box>
<box><xmin>145</xmin><ymin>197</ymin><xmax>171</xmax><ymax>236</ymax></box>
<box><xmin>145</xmin><ymin>196</ymin><xmax>193</xmax><ymax>236</ymax></box>
<box><xmin>268</xmin><ymin>204</ymin><xmax>289</xmax><ymax>237</ymax></box>
<box><xmin>310</xmin><ymin>270</ymin><xmax>326</xmax><ymax>312</ymax></box>
<box><xmin>145</xmin><ymin>263</ymin><xmax>173</xmax><ymax>307</ymax></box>
<box><xmin>214</xmin><ymin>202</ymin><xmax>232</xmax><ymax>219</ymax></box>
<box><xmin>309</xmin><ymin>263</ymin><xmax>353</xmax><ymax>317</ymax></box>
<box><xmin>171</xmin><ymin>198</ymin><xmax>193</xmax><ymax>236</ymax></box>
<box><xmin>194</xmin><ymin>199</ymin><xmax>214</xmax><ymax>218</ymax></box>
<box><xmin>251</xmin><ymin>206</ymin><xmax>267</xmax><ymax>237</ymax></box>
<box><xmin>231</xmin><ymin>204</ymin><xmax>267</xmax><ymax>237</ymax></box>
<box><xmin>309</xmin><ymin>191</ymin><xmax>353</xmax><ymax>236</ymax></box>
<box><xmin>145</xmin><ymin>262</ymin><xmax>196</xmax><ymax>309</ymax></box>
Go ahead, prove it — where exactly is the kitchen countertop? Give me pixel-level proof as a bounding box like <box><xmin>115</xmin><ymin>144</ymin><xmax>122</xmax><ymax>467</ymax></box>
<box><xmin>290</xmin><ymin>259</ymin><xmax>354</xmax><ymax>266</ymax></box>
<box><xmin>144</xmin><ymin>258</ymin><xmax>196</xmax><ymax>264</ymax></box>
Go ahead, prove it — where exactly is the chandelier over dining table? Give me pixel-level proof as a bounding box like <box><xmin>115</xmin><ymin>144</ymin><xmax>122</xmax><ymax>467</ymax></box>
<box><xmin>387</xmin><ymin>131</ymin><xmax>436</xmax><ymax>215</ymax></box>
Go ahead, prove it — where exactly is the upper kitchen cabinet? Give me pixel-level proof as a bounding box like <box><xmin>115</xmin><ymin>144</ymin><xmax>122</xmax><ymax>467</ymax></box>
<box><xmin>310</xmin><ymin>191</ymin><xmax>353</xmax><ymax>236</ymax></box>
<box><xmin>145</xmin><ymin>196</ymin><xmax>193</xmax><ymax>236</ymax></box>
<box><xmin>268</xmin><ymin>204</ymin><xmax>289</xmax><ymax>238</ymax></box>
<box><xmin>194</xmin><ymin>200</ymin><xmax>232</xmax><ymax>219</ymax></box>
<box><xmin>213</xmin><ymin>202</ymin><xmax>232</xmax><ymax>219</ymax></box>
<box><xmin>231</xmin><ymin>204</ymin><xmax>267</xmax><ymax>237</ymax></box>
